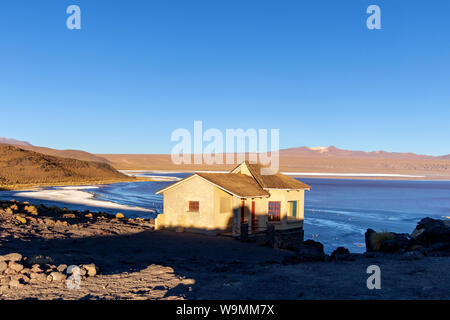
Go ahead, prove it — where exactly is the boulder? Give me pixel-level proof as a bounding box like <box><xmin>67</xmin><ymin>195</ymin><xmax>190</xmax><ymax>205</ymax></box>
<box><xmin>411</xmin><ymin>217</ymin><xmax>450</xmax><ymax>244</ymax></box>
<box><xmin>82</xmin><ymin>263</ymin><xmax>97</xmax><ymax>277</ymax></box>
<box><xmin>116</xmin><ymin>213</ymin><xmax>125</xmax><ymax>219</ymax></box>
<box><xmin>0</xmin><ymin>261</ymin><xmax>7</xmax><ymax>273</ymax></box>
<box><xmin>15</xmin><ymin>216</ymin><xmax>27</xmax><ymax>224</ymax></box>
<box><xmin>379</xmin><ymin>233</ymin><xmax>412</xmax><ymax>253</ymax></box>
<box><xmin>330</xmin><ymin>246</ymin><xmax>352</xmax><ymax>260</ymax></box>
<box><xmin>0</xmin><ymin>253</ymin><xmax>22</xmax><ymax>262</ymax></box>
<box><xmin>8</xmin><ymin>262</ymin><xmax>24</xmax><ymax>273</ymax></box>
<box><xmin>57</xmin><ymin>264</ymin><xmax>67</xmax><ymax>273</ymax></box>
<box><xmin>8</xmin><ymin>279</ymin><xmax>21</xmax><ymax>289</ymax></box>
<box><xmin>364</xmin><ymin>229</ymin><xmax>376</xmax><ymax>252</ymax></box>
<box><xmin>26</xmin><ymin>255</ymin><xmax>54</xmax><ymax>266</ymax></box>
<box><xmin>49</xmin><ymin>272</ymin><xmax>66</xmax><ymax>282</ymax></box>
<box><xmin>282</xmin><ymin>240</ymin><xmax>325</xmax><ymax>264</ymax></box>
<box><xmin>30</xmin><ymin>272</ymin><xmax>47</xmax><ymax>281</ymax></box>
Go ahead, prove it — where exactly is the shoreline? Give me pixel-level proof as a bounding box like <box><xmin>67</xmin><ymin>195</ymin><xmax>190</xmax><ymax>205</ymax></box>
<box><xmin>0</xmin><ymin>176</ymin><xmax>158</xmax><ymax>192</ymax></box>
<box><xmin>119</xmin><ymin>169</ymin><xmax>450</xmax><ymax>181</ymax></box>
<box><xmin>9</xmin><ymin>187</ymin><xmax>155</xmax><ymax>214</ymax></box>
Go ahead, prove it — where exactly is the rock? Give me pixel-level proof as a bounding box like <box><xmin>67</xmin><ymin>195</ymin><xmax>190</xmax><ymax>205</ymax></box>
<box><xmin>82</xmin><ymin>263</ymin><xmax>97</xmax><ymax>277</ymax></box>
<box><xmin>0</xmin><ymin>253</ymin><xmax>22</xmax><ymax>262</ymax></box>
<box><xmin>57</xmin><ymin>264</ymin><xmax>67</xmax><ymax>273</ymax></box>
<box><xmin>8</xmin><ymin>262</ymin><xmax>24</xmax><ymax>273</ymax></box>
<box><xmin>62</xmin><ymin>213</ymin><xmax>76</xmax><ymax>219</ymax></box>
<box><xmin>49</xmin><ymin>272</ymin><xmax>66</xmax><ymax>282</ymax></box>
<box><xmin>411</xmin><ymin>217</ymin><xmax>450</xmax><ymax>244</ymax></box>
<box><xmin>24</xmin><ymin>205</ymin><xmax>38</xmax><ymax>215</ymax></box>
<box><xmin>20</xmin><ymin>268</ymin><xmax>31</xmax><ymax>275</ymax></box>
<box><xmin>116</xmin><ymin>213</ymin><xmax>125</xmax><ymax>219</ymax></box>
<box><xmin>8</xmin><ymin>279</ymin><xmax>21</xmax><ymax>288</ymax></box>
<box><xmin>282</xmin><ymin>240</ymin><xmax>325</xmax><ymax>264</ymax></box>
<box><xmin>5</xmin><ymin>208</ymin><xmax>13</xmax><ymax>215</ymax></box>
<box><xmin>0</xmin><ymin>261</ymin><xmax>7</xmax><ymax>273</ymax></box>
<box><xmin>365</xmin><ymin>228</ymin><xmax>376</xmax><ymax>252</ymax></box>
<box><xmin>85</xmin><ymin>213</ymin><xmax>93</xmax><ymax>218</ymax></box>
<box><xmin>379</xmin><ymin>233</ymin><xmax>412</xmax><ymax>253</ymax></box>
<box><xmin>30</xmin><ymin>272</ymin><xmax>47</xmax><ymax>281</ymax></box>
<box><xmin>27</xmin><ymin>255</ymin><xmax>54</xmax><ymax>266</ymax></box>
<box><xmin>330</xmin><ymin>247</ymin><xmax>351</xmax><ymax>261</ymax></box>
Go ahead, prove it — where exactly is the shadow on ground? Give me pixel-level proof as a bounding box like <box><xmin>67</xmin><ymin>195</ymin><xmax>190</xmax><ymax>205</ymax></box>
<box><xmin>0</xmin><ymin>230</ymin><xmax>287</xmax><ymax>299</ymax></box>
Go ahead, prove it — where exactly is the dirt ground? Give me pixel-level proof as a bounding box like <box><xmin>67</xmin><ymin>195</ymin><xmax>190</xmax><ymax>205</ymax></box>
<box><xmin>0</xmin><ymin>206</ymin><xmax>449</xmax><ymax>300</ymax></box>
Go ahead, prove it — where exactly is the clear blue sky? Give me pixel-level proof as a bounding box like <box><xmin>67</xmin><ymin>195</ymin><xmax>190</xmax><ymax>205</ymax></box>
<box><xmin>1</xmin><ymin>0</ymin><xmax>449</xmax><ymax>155</ymax></box>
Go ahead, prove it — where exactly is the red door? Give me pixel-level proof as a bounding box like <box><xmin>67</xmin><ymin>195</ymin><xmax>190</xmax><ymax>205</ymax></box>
<box><xmin>251</xmin><ymin>201</ymin><xmax>256</xmax><ymax>233</ymax></box>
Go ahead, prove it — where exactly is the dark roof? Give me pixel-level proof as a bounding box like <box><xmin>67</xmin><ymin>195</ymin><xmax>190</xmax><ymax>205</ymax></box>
<box><xmin>196</xmin><ymin>172</ymin><xmax>270</xmax><ymax>197</ymax></box>
<box><xmin>232</xmin><ymin>161</ymin><xmax>311</xmax><ymax>190</ymax></box>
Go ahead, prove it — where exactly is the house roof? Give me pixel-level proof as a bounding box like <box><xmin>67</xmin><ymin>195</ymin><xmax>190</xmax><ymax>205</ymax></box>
<box><xmin>196</xmin><ymin>172</ymin><xmax>270</xmax><ymax>197</ymax></box>
<box><xmin>155</xmin><ymin>161</ymin><xmax>310</xmax><ymax>198</ymax></box>
<box><xmin>231</xmin><ymin>161</ymin><xmax>311</xmax><ymax>190</ymax></box>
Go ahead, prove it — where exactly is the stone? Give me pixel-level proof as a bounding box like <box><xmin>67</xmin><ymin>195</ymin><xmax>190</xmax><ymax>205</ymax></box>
<box><xmin>282</xmin><ymin>240</ymin><xmax>325</xmax><ymax>264</ymax></box>
<box><xmin>20</xmin><ymin>268</ymin><xmax>32</xmax><ymax>275</ymax></box>
<box><xmin>0</xmin><ymin>261</ymin><xmax>7</xmax><ymax>273</ymax></box>
<box><xmin>8</xmin><ymin>279</ymin><xmax>21</xmax><ymax>288</ymax></box>
<box><xmin>364</xmin><ymin>228</ymin><xmax>376</xmax><ymax>252</ymax></box>
<box><xmin>0</xmin><ymin>253</ymin><xmax>22</xmax><ymax>262</ymax></box>
<box><xmin>30</xmin><ymin>272</ymin><xmax>47</xmax><ymax>281</ymax></box>
<box><xmin>8</xmin><ymin>262</ymin><xmax>24</xmax><ymax>273</ymax></box>
<box><xmin>27</xmin><ymin>255</ymin><xmax>54</xmax><ymax>266</ymax></box>
<box><xmin>116</xmin><ymin>212</ymin><xmax>125</xmax><ymax>219</ymax></box>
<box><xmin>330</xmin><ymin>246</ymin><xmax>351</xmax><ymax>260</ymax></box>
<box><xmin>379</xmin><ymin>233</ymin><xmax>412</xmax><ymax>253</ymax></box>
<box><xmin>82</xmin><ymin>263</ymin><xmax>97</xmax><ymax>277</ymax></box>
<box><xmin>24</xmin><ymin>205</ymin><xmax>38</xmax><ymax>215</ymax></box>
<box><xmin>49</xmin><ymin>271</ymin><xmax>66</xmax><ymax>282</ymax></box>
<box><xmin>85</xmin><ymin>213</ymin><xmax>93</xmax><ymax>218</ymax></box>
<box><xmin>57</xmin><ymin>264</ymin><xmax>68</xmax><ymax>273</ymax></box>
<box><xmin>15</xmin><ymin>216</ymin><xmax>27</xmax><ymax>224</ymax></box>
<box><xmin>411</xmin><ymin>217</ymin><xmax>450</xmax><ymax>244</ymax></box>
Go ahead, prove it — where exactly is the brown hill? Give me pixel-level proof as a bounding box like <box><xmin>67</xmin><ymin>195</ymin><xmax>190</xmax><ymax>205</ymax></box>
<box><xmin>18</xmin><ymin>145</ymin><xmax>111</xmax><ymax>164</ymax></box>
<box><xmin>0</xmin><ymin>137</ymin><xmax>32</xmax><ymax>147</ymax></box>
<box><xmin>0</xmin><ymin>144</ymin><xmax>131</xmax><ymax>188</ymax></box>
<box><xmin>0</xmin><ymin>137</ymin><xmax>110</xmax><ymax>164</ymax></box>
<box><xmin>98</xmin><ymin>147</ymin><xmax>450</xmax><ymax>179</ymax></box>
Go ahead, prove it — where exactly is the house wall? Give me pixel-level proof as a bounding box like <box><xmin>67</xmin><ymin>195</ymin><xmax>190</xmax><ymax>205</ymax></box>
<box><xmin>231</xmin><ymin>189</ymin><xmax>305</xmax><ymax>235</ymax></box>
<box><xmin>155</xmin><ymin>175</ymin><xmax>234</xmax><ymax>234</ymax></box>
<box><xmin>265</xmin><ymin>189</ymin><xmax>305</xmax><ymax>231</ymax></box>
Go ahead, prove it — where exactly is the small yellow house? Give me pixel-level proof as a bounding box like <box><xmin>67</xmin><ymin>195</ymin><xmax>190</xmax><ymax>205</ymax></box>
<box><xmin>154</xmin><ymin>161</ymin><xmax>310</xmax><ymax>236</ymax></box>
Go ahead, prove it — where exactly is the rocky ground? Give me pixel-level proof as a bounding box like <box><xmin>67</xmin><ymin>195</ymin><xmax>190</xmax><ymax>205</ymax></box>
<box><xmin>0</xmin><ymin>200</ymin><xmax>449</xmax><ymax>300</ymax></box>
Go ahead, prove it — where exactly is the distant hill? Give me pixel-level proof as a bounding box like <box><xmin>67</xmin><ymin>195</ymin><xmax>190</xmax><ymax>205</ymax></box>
<box><xmin>279</xmin><ymin>146</ymin><xmax>435</xmax><ymax>159</ymax></box>
<box><xmin>0</xmin><ymin>137</ymin><xmax>32</xmax><ymax>147</ymax></box>
<box><xmin>0</xmin><ymin>137</ymin><xmax>110</xmax><ymax>164</ymax></box>
<box><xmin>98</xmin><ymin>146</ymin><xmax>450</xmax><ymax>179</ymax></box>
<box><xmin>0</xmin><ymin>144</ymin><xmax>131</xmax><ymax>188</ymax></box>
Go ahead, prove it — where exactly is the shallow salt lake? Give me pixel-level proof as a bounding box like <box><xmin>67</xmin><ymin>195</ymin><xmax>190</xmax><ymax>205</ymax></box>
<box><xmin>1</xmin><ymin>173</ymin><xmax>449</xmax><ymax>253</ymax></box>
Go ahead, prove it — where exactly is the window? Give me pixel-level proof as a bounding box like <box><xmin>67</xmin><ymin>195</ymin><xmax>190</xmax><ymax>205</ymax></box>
<box><xmin>287</xmin><ymin>201</ymin><xmax>298</xmax><ymax>218</ymax></box>
<box><xmin>268</xmin><ymin>201</ymin><xmax>281</xmax><ymax>221</ymax></box>
<box><xmin>188</xmin><ymin>201</ymin><xmax>199</xmax><ymax>212</ymax></box>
